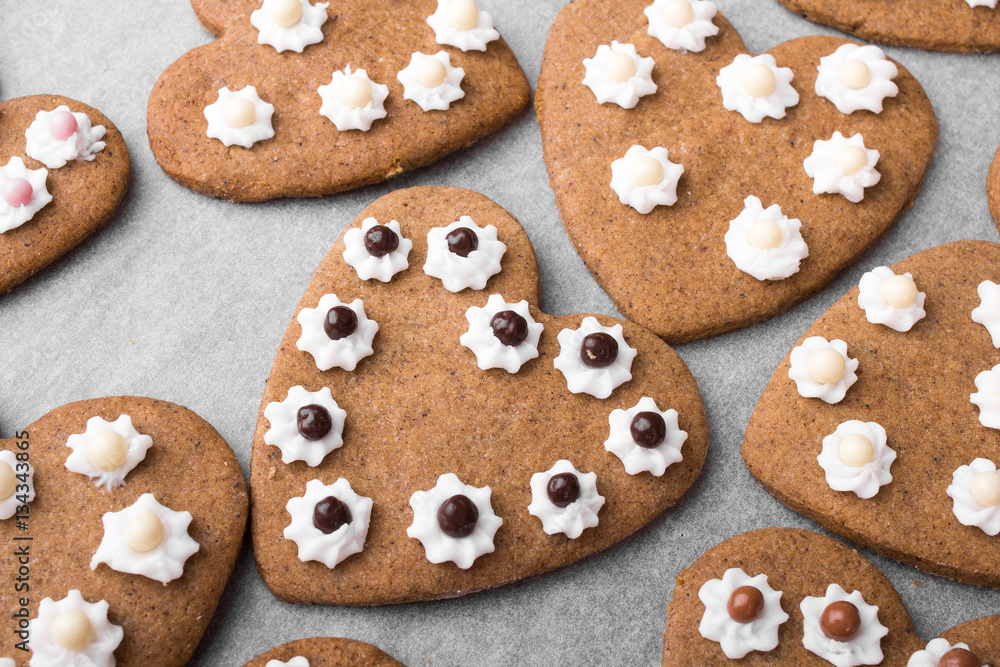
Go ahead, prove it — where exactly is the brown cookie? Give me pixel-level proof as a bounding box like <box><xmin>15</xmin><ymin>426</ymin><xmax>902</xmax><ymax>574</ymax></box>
<box><xmin>744</xmin><ymin>241</ymin><xmax>1000</xmax><ymax>588</ymax></box>
<box><xmin>662</xmin><ymin>527</ymin><xmax>1000</xmax><ymax>665</ymax></box>
<box><xmin>244</xmin><ymin>637</ymin><xmax>403</xmax><ymax>666</ymax></box>
<box><xmin>774</xmin><ymin>0</ymin><xmax>1000</xmax><ymax>53</ymax></box>
<box><xmin>988</xmin><ymin>144</ymin><xmax>1000</xmax><ymax>230</ymax></box>
<box><xmin>250</xmin><ymin>186</ymin><xmax>708</xmax><ymax>605</ymax></box>
<box><xmin>0</xmin><ymin>95</ymin><xmax>130</xmax><ymax>295</ymax></box>
<box><xmin>0</xmin><ymin>397</ymin><xmax>248</xmax><ymax>666</ymax></box>
<box><xmin>536</xmin><ymin>2</ymin><xmax>937</xmax><ymax>344</ymax></box>
<box><xmin>147</xmin><ymin>0</ymin><xmax>530</xmax><ymax>202</ymax></box>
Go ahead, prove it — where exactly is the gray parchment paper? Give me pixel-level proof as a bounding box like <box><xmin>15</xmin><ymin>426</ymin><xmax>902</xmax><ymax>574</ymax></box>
<box><xmin>1</xmin><ymin>1</ymin><xmax>998</xmax><ymax>665</ymax></box>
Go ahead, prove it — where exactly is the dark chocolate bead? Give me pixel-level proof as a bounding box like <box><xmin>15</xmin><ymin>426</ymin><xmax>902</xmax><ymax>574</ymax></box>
<box><xmin>820</xmin><ymin>601</ymin><xmax>862</xmax><ymax>642</ymax></box>
<box><xmin>436</xmin><ymin>494</ymin><xmax>479</xmax><ymax>538</ymax></box>
<box><xmin>490</xmin><ymin>310</ymin><xmax>529</xmax><ymax>347</ymax></box>
<box><xmin>446</xmin><ymin>227</ymin><xmax>479</xmax><ymax>257</ymax></box>
<box><xmin>364</xmin><ymin>224</ymin><xmax>399</xmax><ymax>257</ymax></box>
<box><xmin>546</xmin><ymin>472</ymin><xmax>581</xmax><ymax>508</ymax></box>
<box><xmin>296</xmin><ymin>404</ymin><xmax>333</xmax><ymax>441</ymax></box>
<box><xmin>630</xmin><ymin>412</ymin><xmax>667</xmax><ymax>449</ymax></box>
<box><xmin>938</xmin><ymin>648</ymin><xmax>983</xmax><ymax>667</ymax></box>
<box><xmin>323</xmin><ymin>305</ymin><xmax>358</xmax><ymax>340</ymax></box>
<box><xmin>580</xmin><ymin>332</ymin><xmax>618</xmax><ymax>368</ymax></box>
<box><xmin>312</xmin><ymin>496</ymin><xmax>352</xmax><ymax>534</ymax></box>
<box><xmin>726</xmin><ymin>585</ymin><xmax>765</xmax><ymax>623</ymax></box>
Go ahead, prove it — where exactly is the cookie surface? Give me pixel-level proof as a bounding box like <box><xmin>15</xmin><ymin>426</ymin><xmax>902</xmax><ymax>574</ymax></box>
<box><xmin>0</xmin><ymin>397</ymin><xmax>248</xmax><ymax>666</ymax></box>
<box><xmin>774</xmin><ymin>0</ymin><xmax>1000</xmax><ymax>53</ymax></box>
<box><xmin>148</xmin><ymin>0</ymin><xmax>530</xmax><ymax>202</ymax></box>
<box><xmin>744</xmin><ymin>241</ymin><xmax>1000</xmax><ymax>588</ymax></box>
<box><xmin>662</xmin><ymin>527</ymin><xmax>1000</xmax><ymax>665</ymax></box>
<box><xmin>250</xmin><ymin>186</ymin><xmax>708</xmax><ymax>605</ymax></box>
<box><xmin>988</xmin><ymin>144</ymin><xmax>1000</xmax><ymax>230</ymax></box>
<box><xmin>245</xmin><ymin>637</ymin><xmax>403</xmax><ymax>666</ymax></box>
<box><xmin>536</xmin><ymin>3</ymin><xmax>937</xmax><ymax>343</ymax></box>
<box><xmin>0</xmin><ymin>95</ymin><xmax>130</xmax><ymax>294</ymax></box>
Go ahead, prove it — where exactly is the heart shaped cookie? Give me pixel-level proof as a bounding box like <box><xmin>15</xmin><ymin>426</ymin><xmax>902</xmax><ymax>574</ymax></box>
<box><xmin>245</xmin><ymin>637</ymin><xmax>403</xmax><ymax>666</ymax></box>
<box><xmin>744</xmin><ymin>241</ymin><xmax>1000</xmax><ymax>589</ymax></box>
<box><xmin>1</xmin><ymin>95</ymin><xmax>130</xmax><ymax>294</ymax></box>
<box><xmin>774</xmin><ymin>0</ymin><xmax>1000</xmax><ymax>53</ymax></box>
<box><xmin>0</xmin><ymin>397</ymin><xmax>247</xmax><ymax>666</ymax></box>
<box><xmin>536</xmin><ymin>1</ymin><xmax>936</xmax><ymax>343</ymax></box>
<box><xmin>988</xmin><ymin>145</ymin><xmax>1000</xmax><ymax>230</ymax></box>
<box><xmin>147</xmin><ymin>0</ymin><xmax>530</xmax><ymax>202</ymax></box>
<box><xmin>662</xmin><ymin>527</ymin><xmax>1000</xmax><ymax>665</ymax></box>
<box><xmin>250</xmin><ymin>186</ymin><xmax>708</xmax><ymax>605</ymax></box>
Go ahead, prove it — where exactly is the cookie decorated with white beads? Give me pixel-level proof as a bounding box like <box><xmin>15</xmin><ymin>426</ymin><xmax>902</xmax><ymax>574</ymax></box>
<box><xmin>244</xmin><ymin>637</ymin><xmax>404</xmax><ymax>667</ymax></box>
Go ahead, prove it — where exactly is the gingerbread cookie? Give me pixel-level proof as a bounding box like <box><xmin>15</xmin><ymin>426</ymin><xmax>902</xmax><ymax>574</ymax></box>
<box><xmin>988</xmin><ymin>145</ymin><xmax>1000</xmax><ymax>231</ymax></box>
<box><xmin>662</xmin><ymin>527</ymin><xmax>1000</xmax><ymax>665</ymax></box>
<box><xmin>536</xmin><ymin>1</ymin><xmax>937</xmax><ymax>343</ymax></box>
<box><xmin>0</xmin><ymin>95</ymin><xmax>129</xmax><ymax>294</ymax></box>
<box><xmin>744</xmin><ymin>241</ymin><xmax>1000</xmax><ymax>589</ymax></box>
<box><xmin>0</xmin><ymin>397</ymin><xmax>248</xmax><ymax>666</ymax></box>
<box><xmin>147</xmin><ymin>0</ymin><xmax>530</xmax><ymax>202</ymax></box>
<box><xmin>774</xmin><ymin>0</ymin><xmax>1000</xmax><ymax>53</ymax></box>
<box><xmin>244</xmin><ymin>637</ymin><xmax>403</xmax><ymax>666</ymax></box>
<box><xmin>250</xmin><ymin>186</ymin><xmax>708</xmax><ymax>605</ymax></box>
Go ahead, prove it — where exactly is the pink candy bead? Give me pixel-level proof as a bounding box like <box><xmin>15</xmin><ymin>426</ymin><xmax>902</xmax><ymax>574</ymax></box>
<box><xmin>2</xmin><ymin>178</ymin><xmax>33</xmax><ymax>208</ymax></box>
<box><xmin>49</xmin><ymin>110</ymin><xmax>78</xmax><ymax>141</ymax></box>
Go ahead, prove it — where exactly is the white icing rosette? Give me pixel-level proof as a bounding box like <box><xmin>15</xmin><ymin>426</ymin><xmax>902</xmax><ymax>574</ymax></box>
<box><xmin>697</xmin><ymin>568</ymin><xmax>789</xmax><ymax>659</ymax></box>
<box><xmin>266</xmin><ymin>658</ymin><xmax>310</xmax><ymax>667</ymax></box>
<box><xmin>406</xmin><ymin>473</ymin><xmax>503</xmax><ymax>569</ymax></box>
<box><xmin>644</xmin><ymin>0</ymin><xmax>719</xmax><ymax>53</ymax></box>
<box><xmin>0</xmin><ymin>449</ymin><xmax>33</xmax><ymax>520</ymax></box>
<box><xmin>971</xmin><ymin>280</ymin><xmax>1000</xmax><ymax>347</ymax></box>
<box><xmin>90</xmin><ymin>493</ymin><xmax>200</xmax><ymax>583</ymax></box>
<box><xmin>788</xmin><ymin>336</ymin><xmax>859</xmax><ymax>404</ymax></box>
<box><xmin>263</xmin><ymin>385</ymin><xmax>347</xmax><ymax>466</ymax></box>
<box><xmin>343</xmin><ymin>217</ymin><xmax>413</xmax><ymax>282</ymax></box>
<box><xmin>804</xmin><ymin>132</ymin><xmax>881</xmax><ymax>203</ymax></box>
<box><xmin>318</xmin><ymin>66</ymin><xmax>389</xmax><ymax>132</ymax></box>
<box><xmin>295</xmin><ymin>294</ymin><xmax>378</xmax><ymax>371</ymax></box>
<box><xmin>250</xmin><ymin>0</ymin><xmax>329</xmax><ymax>53</ymax></box>
<box><xmin>817</xmin><ymin>421</ymin><xmax>895</xmax><ymax>499</ymax></box>
<box><xmin>724</xmin><ymin>195</ymin><xmax>809</xmax><ymax>281</ymax></box>
<box><xmin>527</xmin><ymin>460</ymin><xmax>605</xmax><ymax>538</ymax></box>
<box><xmin>971</xmin><ymin>363</ymin><xmax>1000</xmax><ymax>429</ymax></box>
<box><xmin>426</xmin><ymin>0</ymin><xmax>500</xmax><ymax>52</ymax></box>
<box><xmin>64</xmin><ymin>414</ymin><xmax>153</xmax><ymax>489</ymax></box>
<box><xmin>424</xmin><ymin>216</ymin><xmax>505</xmax><ymax>291</ymax></box>
<box><xmin>815</xmin><ymin>44</ymin><xmax>898</xmax><ymax>115</ymax></box>
<box><xmin>610</xmin><ymin>145</ymin><xmax>685</xmax><ymax>214</ymax></box>
<box><xmin>553</xmin><ymin>317</ymin><xmax>637</xmax><ymax>399</ymax></box>
<box><xmin>801</xmin><ymin>584</ymin><xmax>888</xmax><ymax>667</ymax></box>
<box><xmin>283</xmin><ymin>478</ymin><xmax>373</xmax><ymax>568</ymax></box>
<box><xmin>604</xmin><ymin>396</ymin><xmax>687</xmax><ymax>476</ymax></box>
<box><xmin>460</xmin><ymin>294</ymin><xmax>543</xmax><ymax>373</ymax></box>
<box><xmin>716</xmin><ymin>54</ymin><xmax>799</xmax><ymax>123</ymax></box>
<box><xmin>0</xmin><ymin>658</ymin><xmax>13</xmax><ymax>667</ymax></box>
<box><xmin>907</xmin><ymin>638</ymin><xmax>979</xmax><ymax>667</ymax></box>
<box><xmin>0</xmin><ymin>156</ymin><xmax>52</xmax><ymax>234</ymax></box>
<box><xmin>857</xmin><ymin>267</ymin><xmax>926</xmax><ymax>332</ymax></box>
<box><xmin>24</xmin><ymin>105</ymin><xmax>106</xmax><ymax>169</ymax></box>
<box><xmin>397</xmin><ymin>51</ymin><xmax>466</xmax><ymax>112</ymax></box>
<box><xmin>946</xmin><ymin>458</ymin><xmax>1000</xmax><ymax>535</ymax></box>
<box><xmin>966</xmin><ymin>0</ymin><xmax>997</xmax><ymax>7</ymax></box>
<box><xmin>204</xmin><ymin>85</ymin><xmax>276</xmax><ymax>148</ymax></box>
<box><xmin>28</xmin><ymin>590</ymin><xmax>123</xmax><ymax>667</ymax></box>
<box><xmin>581</xmin><ymin>41</ymin><xmax>657</xmax><ymax>109</ymax></box>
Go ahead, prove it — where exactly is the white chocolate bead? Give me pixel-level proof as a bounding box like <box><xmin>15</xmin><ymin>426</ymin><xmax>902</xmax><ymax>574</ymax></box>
<box><xmin>835</xmin><ymin>145</ymin><xmax>868</xmax><ymax>176</ymax></box>
<box><xmin>838</xmin><ymin>434</ymin><xmax>874</xmax><ymax>467</ymax></box>
<box><xmin>447</xmin><ymin>0</ymin><xmax>480</xmax><ymax>31</ymax></box>
<box><xmin>86</xmin><ymin>431</ymin><xmax>129</xmax><ymax>471</ymax></box>
<box><xmin>747</xmin><ymin>218</ymin><xmax>783</xmax><ymax>250</ymax></box>
<box><xmin>880</xmin><ymin>274</ymin><xmax>918</xmax><ymax>309</ymax></box>
<box><xmin>125</xmin><ymin>511</ymin><xmax>165</xmax><ymax>553</ymax></box>
<box><xmin>970</xmin><ymin>470</ymin><xmax>1000</xmax><ymax>507</ymax></box>
<box><xmin>662</xmin><ymin>0</ymin><xmax>695</xmax><ymax>28</ymax></box>
<box><xmin>417</xmin><ymin>58</ymin><xmax>448</xmax><ymax>88</ymax></box>
<box><xmin>222</xmin><ymin>98</ymin><xmax>257</xmax><ymax>129</ymax></box>
<box><xmin>0</xmin><ymin>461</ymin><xmax>15</xmax><ymax>501</ymax></box>
<box><xmin>629</xmin><ymin>156</ymin><xmax>664</xmax><ymax>187</ymax></box>
<box><xmin>740</xmin><ymin>64</ymin><xmax>776</xmax><ymax>98</ymax></box>
<box><xmin>807</xmin><ymin>348</ymin><xmax>846</xmax><ymax>384</ymax></box>
<box><xmin>52</xmin><ymin>610</ymin><xmax>93</xmax><ymax>651</ymax></box>
<box><xmin>269</xmin><ymin>0</ymin><xmax>303</xmax><ymax>28</ymax></box>
<box><xmin>605</xmin><ymin>54</ymin><xmax>637</xmax><ymax>83</ymax></box>
<box><xmin>339</xmin><ymin>77</ymin><xmax>373</xmax><ymax>109</ymax></box>
<box><xmin>837</xmin><ymin>60</ymin><xmax>871</xmax><ymax>91</ymax></box>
